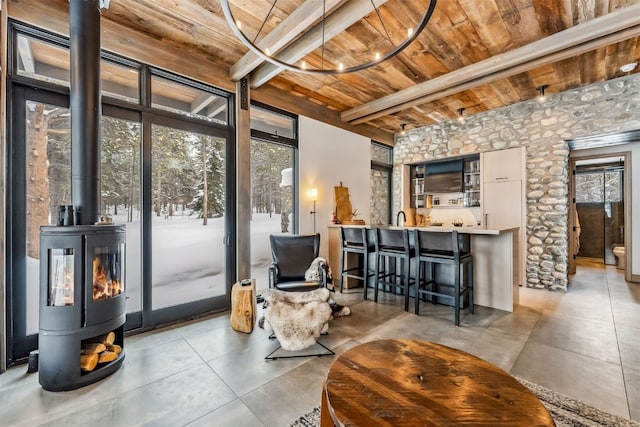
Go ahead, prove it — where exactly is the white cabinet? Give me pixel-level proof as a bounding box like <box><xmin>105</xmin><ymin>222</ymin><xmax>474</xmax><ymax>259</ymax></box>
<box><xmin>483</xmin><ymin>181</ymin><xmax>522</xmax><ymax>229</ymax></box>
<box><xmin>481</xmin><ymin>147</ymin><xmax>526</xmax><ymax>289</ymax></box>
<box><xmin>482</xmin><ymin>147</ymin><xmax>524</xmax><ymax>182</ymax></box>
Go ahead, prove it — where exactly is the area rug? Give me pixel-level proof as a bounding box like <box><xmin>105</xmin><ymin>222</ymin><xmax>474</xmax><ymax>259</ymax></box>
<box><xmin>289</xmin><ymin>377</ymin><xmax>639</xmax><ymax>427</ymax></box>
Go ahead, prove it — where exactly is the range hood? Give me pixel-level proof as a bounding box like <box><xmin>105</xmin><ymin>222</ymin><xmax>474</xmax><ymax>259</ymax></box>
<box><xmin>425</xmin><ymin>159</ymin><xmax>463</xmax><ymax>193</ymax></box>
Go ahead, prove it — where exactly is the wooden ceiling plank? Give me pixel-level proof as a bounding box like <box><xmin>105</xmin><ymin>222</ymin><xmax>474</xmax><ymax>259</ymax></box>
<box><xmin>458</xmin><ymin>0</ymin><xmax>513</xmax><ymax>54</ymax></box>
<box><xmin>348</xmin><ymin>23</ymin><xmax>640</xmax><ymax>125</ymax></box>
<box><xmin>342</xmin><ymin>3</ymin><xmax>640</xmax><ymax>124</ymax></box>
<box><xmin>250</xmin><ymin>0</ymin><xmax>390</xmax><ymax>88</ymax></box>
<box><xmin>229</xmin><ymin>0</ymin><xmax>346</xmax><ymax>81</ymax></box>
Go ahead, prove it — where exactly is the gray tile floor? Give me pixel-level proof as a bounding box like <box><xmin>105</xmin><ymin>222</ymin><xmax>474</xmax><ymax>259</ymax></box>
<box><xmin>1</xmin><ymin>258</ymin><xmax>638</xmax><ymax>426</ymax></box>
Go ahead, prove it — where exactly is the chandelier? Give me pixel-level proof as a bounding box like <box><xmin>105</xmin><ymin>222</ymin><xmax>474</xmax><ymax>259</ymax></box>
<box><xmin>221</xmin><ymin>0</ymin><xmax>438</xmax><ymax>76</ymax></box>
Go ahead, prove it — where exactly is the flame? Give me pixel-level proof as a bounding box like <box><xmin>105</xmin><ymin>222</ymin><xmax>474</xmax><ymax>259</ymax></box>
<box><xmin>93</xmin><ymin>256</ymin><xmax>123</xmax><ymax>301</ymax></box>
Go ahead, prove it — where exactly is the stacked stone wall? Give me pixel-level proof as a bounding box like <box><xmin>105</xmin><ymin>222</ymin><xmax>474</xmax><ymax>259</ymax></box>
<box><xmin>393</xmin><ymin>73</ymin><xmax>640</xmax><ymax>291</ymax></box>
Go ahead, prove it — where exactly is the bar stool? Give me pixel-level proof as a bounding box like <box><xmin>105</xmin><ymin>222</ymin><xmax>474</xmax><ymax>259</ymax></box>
<box><xmin>374</xmin><ymin>228</ymin><xmax>415</xmax><ymax>311</ymax></box>
<box><xmin>413</xmin><ymin>229</ymin><xmax>473</xmax><ymax>326</ymax></box>
<box><xmin>339</xmin><ymin>227</ymin><xmax>375</xmax><ymax>296</ymax></box>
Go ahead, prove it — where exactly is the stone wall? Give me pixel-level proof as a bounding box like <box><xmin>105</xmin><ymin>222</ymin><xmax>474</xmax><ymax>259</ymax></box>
<box><xmin>370</xmin><ymin>169</ymin><xmax>390</xmax><ymax>225</ymax></box>
<box><xmin>393</xmin><ymin>73</ymin><xmax>640</xmax><ymax>291</ymax></box>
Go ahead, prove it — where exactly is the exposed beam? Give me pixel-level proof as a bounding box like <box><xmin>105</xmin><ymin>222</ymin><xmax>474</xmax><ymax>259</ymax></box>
<box><xmin>191</xmin><ymin>92</ymin><xmax>217</xmax><ymax>114</ymax></box>
<box><xmin>229</xmin><ymin>0</ymin><xmax>345</xmax><ymax>81</ymax></box>
<box><xmin>250</xmin><ymin>0</ymin><xmax>390</xmax><ymax>88</ymax></box>
<box><xmin>342</xmin><ymin>3</ymin><xmax>640</xmax><ymax>124</ymax></box>
<box><xmin>207</xmin><ymin>98</ymin><xmax>228</xmax><ymax>118</ymax></box>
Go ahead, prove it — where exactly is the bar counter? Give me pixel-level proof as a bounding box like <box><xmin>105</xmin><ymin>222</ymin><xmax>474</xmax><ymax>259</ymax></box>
<box><xmin>328</xmin><ymin>224</ymin><xmax>520</xmax><ymax>312</ymax></box>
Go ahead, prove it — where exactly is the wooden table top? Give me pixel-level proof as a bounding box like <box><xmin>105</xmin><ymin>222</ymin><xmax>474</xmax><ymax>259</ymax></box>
<box><xmin>323</xmin><ymin>339</ymin><xmax>555</xmax><ymax>426</ymax></box>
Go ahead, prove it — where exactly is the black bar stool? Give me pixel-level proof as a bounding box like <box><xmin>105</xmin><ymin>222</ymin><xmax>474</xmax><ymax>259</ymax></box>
<box><xmin>413</xmin><ymin>230</ymin><xmax>473</xmax><ymax>326</ymax></box>
<box><xmin>374</xmin><ymin>228</ymin><xmax>415</xmax><ymax>311</ymax></box>
<box><xmin>339</xmin><ymin>226</ymin><xmax>375</xmax><ymax>296</ymax></box>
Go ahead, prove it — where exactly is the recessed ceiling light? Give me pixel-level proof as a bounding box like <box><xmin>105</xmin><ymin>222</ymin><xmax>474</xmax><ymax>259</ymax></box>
<box><xmin>620</xmin><ymin>62</ymin><xmax>637</xmax><ymax>73</ymax></box>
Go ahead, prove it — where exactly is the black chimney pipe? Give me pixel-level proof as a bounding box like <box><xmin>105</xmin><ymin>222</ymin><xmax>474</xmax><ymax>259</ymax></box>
<box><xmin>70</xmin><ymin>0</ymin><xmax>101</xmax><ymax>225</ymax></box>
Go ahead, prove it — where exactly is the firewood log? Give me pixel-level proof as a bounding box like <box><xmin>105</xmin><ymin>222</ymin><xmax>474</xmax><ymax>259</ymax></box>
<box><xmin>106</xmin><ymin>344</ymin><xmax>122</xmax><ymax>354</ymax></box>
<box><xmin>80</xmin><ymin>354</ymin><xmax>98</xmax><ymax>372</ymax></box>
<box><xmin>88</xmin><ymin>331</ymin><xmax>116</xmax><ymax>345</ymax></box>
<box><xmin>98</xmin><ymin>351</ymin><xmax>118</xmax><ymax>363</ymax></box>
<box><xmin>81</xmin><ymin>343</ymin><xmax>106</xmax><ymax>355</ymax></box>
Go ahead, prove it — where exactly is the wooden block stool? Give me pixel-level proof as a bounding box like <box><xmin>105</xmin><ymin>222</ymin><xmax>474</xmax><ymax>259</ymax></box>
<box><xmin>230</xmin><ymin>279</ymin><xmax>257</xmax><ymax>333</ymax></box>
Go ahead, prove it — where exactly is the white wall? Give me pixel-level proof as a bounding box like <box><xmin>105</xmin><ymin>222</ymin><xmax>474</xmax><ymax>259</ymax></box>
<box><xmin>570</xmin><ymin>143</ymin><xmax>640</xmax><ymax>278</ymax></box>
<box><xmin>298</xmin><ymin>116</ymin><xmax>371</xmax><ymax>258</ymax></box>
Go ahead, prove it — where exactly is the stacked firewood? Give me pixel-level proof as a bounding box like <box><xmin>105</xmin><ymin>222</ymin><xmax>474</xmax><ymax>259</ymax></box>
<box><xmin>80</xmin><ymin>331</ymin><xmax>122</xmax><ymax>372</ymax></box>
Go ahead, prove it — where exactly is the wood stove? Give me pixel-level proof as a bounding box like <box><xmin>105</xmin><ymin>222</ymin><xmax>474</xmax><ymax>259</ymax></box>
<box><xmin>35</xmin><ymin>0</ymin><xmax>125</xmax><ymax>391</ymax></box>
<box><xmin>39</xmin><ymin>223</ymin><xmax>126</xmax><ymax>391</ymax></box>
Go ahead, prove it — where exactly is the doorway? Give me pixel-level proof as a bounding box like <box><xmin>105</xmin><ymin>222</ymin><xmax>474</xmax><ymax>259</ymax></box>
<box><xmin>574</xmin><ymin>159</ymin><xmax>624</xmax><ymax>264</ymax></box>
<box><xmin>568</xmin><ymin>152</ymin><xmax>631</xmax><ymax>281</ymax></box>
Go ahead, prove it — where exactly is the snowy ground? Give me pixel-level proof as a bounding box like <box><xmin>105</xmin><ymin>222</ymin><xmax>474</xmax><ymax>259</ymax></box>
<box><xmin>25</xmin><ymin>211</ymin><xmax>285</xmax><ymax>333</ymax></box>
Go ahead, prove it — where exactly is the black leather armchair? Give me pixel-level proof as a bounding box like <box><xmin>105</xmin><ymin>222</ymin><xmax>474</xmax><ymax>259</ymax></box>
<box><xmin>268</xmin><ymin>233</ymin><xmax>328</xmax><ymax>292</ymax></box>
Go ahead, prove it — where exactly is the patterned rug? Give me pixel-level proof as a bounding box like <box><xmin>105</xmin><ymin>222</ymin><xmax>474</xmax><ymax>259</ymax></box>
<box><xmin>289</xmin><ymin>377</ymin><xmax>639</xmax><ymax>427</ymax></box>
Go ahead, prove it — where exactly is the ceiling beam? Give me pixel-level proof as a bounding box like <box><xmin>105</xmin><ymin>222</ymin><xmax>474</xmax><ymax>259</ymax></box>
<box><xmin>191</xmin><ymin>93</ymin><xmax>217</xmax><ymax>114</ymax></box>
<box><xmin>207</xmin><ymin>98</ymin><xmax>228</xmax><ymax>118</ymax></box>
<box><xmin>342</xmin><ymin>3</ymin><xmax>640</xmax><ymax>124</ymax></box>
<box><xmin>229</xmin><ymin>0</ymin><xmax>345</xmax><ymax>81</ymax></box>
<box><xmin>250</xmin><ymin>0</ymin><xmax>390</xmax><ymax>88</ymax></box>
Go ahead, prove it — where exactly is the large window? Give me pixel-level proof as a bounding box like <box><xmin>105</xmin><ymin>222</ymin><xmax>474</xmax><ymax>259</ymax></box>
<box><xmin>24</xmin><ymin>98</ymin><xmax>71</xmax><ymax>336</ymax></box>
<box><xmin>249</xmin><ymin>104</ymin><xmax>297</xmax><ymax>292</ymax></box>
<box><xmin>7</xmin><ymin>22</ymin><xmax>234</xmax><ymax>364</ymax></box>
<box><xmin>101</xmin><ymin>113</ymin><xmax>141</xmax><ymax>314</ymax></box>
<box><xmin>151</xmin><ymin>124</ymin><xmax>228</xmax><ymax>308</ymax></box>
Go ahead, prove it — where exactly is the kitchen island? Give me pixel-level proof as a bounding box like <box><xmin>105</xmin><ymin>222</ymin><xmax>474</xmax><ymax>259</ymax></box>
<box><xmin>328</xmin><ymin>224</ymin><xmax>520</xmax><ymax>312</ymax></box>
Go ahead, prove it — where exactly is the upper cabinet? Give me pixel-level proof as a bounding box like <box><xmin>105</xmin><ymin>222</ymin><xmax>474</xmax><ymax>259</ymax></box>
<box><xmin>481</xmin><ymin>147</ymin><xmax>525</xmax><ymax>182</ymax></box>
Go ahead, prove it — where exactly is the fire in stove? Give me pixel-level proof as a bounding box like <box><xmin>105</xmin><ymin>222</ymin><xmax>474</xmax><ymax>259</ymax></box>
<box><xmin>92</xmin><ymin>253</ymin><xmax>123</xmax><ymax>301</ymax></box>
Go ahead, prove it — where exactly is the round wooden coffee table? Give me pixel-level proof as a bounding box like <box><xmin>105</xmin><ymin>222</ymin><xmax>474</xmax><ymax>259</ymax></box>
<box><xmin>321</xmin><ymin>339</ymin><xmax>554</xmax><ymax>426</ymax></box>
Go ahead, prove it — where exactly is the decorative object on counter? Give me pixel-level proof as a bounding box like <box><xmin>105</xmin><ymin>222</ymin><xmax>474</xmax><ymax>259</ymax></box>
<box><xmin>453</xmin><ymin>218</ymin><xmax>464</xmax><ymax>227</ymax></box>
<box><xmin>334</xmin><ymin>182</ymin><xmax>365</xmax><ymax>225</ymax></box>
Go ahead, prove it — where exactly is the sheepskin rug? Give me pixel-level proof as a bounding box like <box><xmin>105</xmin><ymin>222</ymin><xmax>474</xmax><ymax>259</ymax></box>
<box><xmin>260</xmin><ymin>288</ymin><xmax>333</xmax><ymax>351</ymax></box>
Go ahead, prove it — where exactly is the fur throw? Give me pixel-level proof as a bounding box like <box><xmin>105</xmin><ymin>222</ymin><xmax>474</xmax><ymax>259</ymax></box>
<box><xmin>260</xmin><ymin>288</ymin><xmax>332</xmax><ymax>351</ymax></box>
<box><xmin>304</xmin><ymin>257</ymin><xmax>333</xmax><ymax>288</ymax></box>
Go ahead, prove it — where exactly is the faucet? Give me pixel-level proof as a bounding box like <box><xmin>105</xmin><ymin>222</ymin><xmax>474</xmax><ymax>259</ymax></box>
<box><xmin>396</xmin><ymin>210</ymin><xmax>406</xmax><ymax>226</ymax></box>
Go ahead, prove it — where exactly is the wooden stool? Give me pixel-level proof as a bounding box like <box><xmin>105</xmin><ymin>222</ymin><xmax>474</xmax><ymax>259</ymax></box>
<box><xmin>230</xmin><ymin>279</ymin><xmax>257</xmax><ymax>333</ymax></box>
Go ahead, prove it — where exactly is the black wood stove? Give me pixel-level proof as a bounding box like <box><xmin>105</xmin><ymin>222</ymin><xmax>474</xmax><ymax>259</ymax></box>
<box><xmin>39</xmin><ymin>224</ymin><xmax>126</xmax><ymax>391</ymax></box>
<box><xmin>37</xmin><ymin>0</ymin><xmax>126</xmax><ymax>391</ymax></box>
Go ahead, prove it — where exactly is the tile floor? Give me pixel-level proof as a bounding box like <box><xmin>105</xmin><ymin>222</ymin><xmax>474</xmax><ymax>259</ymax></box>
<box><xmin>0</xmin><ymin>259</ymin><xmax>638</xmax><ymax>426</ymax></box>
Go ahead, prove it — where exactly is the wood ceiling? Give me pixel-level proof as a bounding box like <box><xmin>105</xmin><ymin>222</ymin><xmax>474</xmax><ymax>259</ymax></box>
<box><xmin>8</xmin><ymin>0</ymin><xmax>640</xmax><ymax>145</ymax></box>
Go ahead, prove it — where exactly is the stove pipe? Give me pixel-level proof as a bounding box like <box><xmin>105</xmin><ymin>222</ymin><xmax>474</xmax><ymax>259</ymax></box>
<box><xmin>70</xmin><ymin>0</ymin><xmax>101</xmax><ymax>225</ymax></box>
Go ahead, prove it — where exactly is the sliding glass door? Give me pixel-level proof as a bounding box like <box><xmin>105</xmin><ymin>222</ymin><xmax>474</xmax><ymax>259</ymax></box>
<box><xmin>147</xmin><ymin>116</ymin><xmax>233</xmax><ymax>325</ymax></box>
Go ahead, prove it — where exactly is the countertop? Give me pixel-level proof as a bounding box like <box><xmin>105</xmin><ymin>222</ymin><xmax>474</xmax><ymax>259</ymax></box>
<box><xmin>327</xmin><ymin>223</ymin><xmax>519</xmax><ymax>235</ymax></box>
